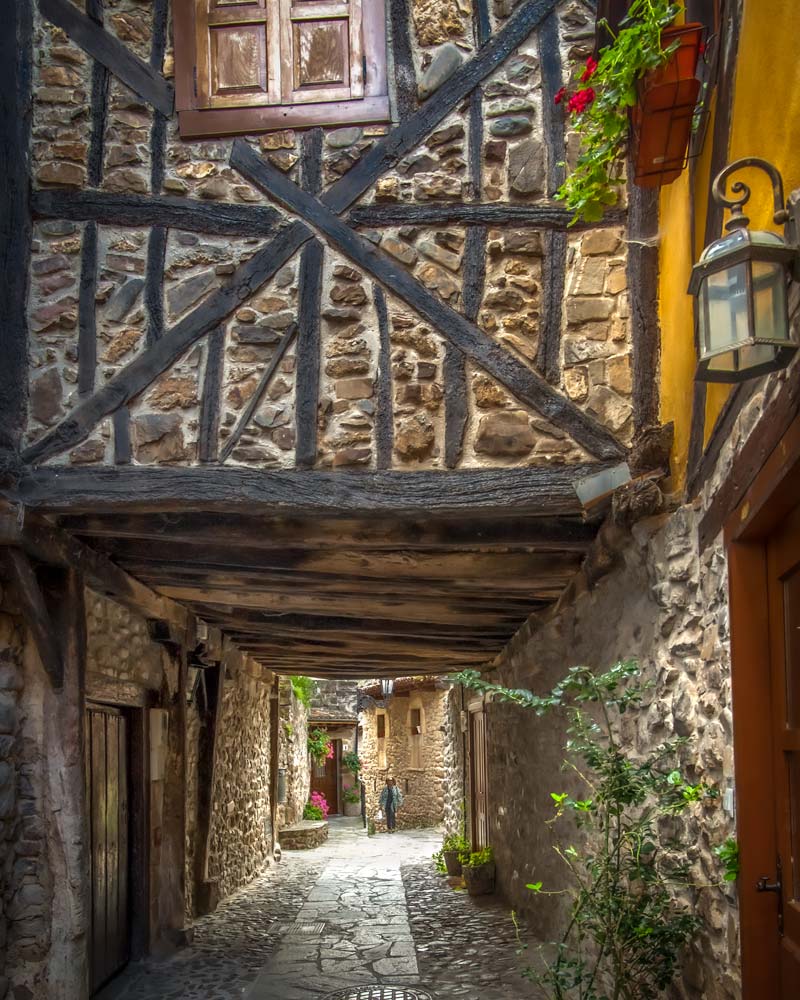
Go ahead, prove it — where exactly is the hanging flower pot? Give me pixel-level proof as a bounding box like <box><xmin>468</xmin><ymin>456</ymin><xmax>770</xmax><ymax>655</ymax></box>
<box><xmin>631</xmin><ymin>23</ymin><xmax>704</xmax><ymax>188</ymax></box>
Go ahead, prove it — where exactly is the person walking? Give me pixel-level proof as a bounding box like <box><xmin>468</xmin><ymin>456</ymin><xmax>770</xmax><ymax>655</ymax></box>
<box><xmin>379</xmin><ymin>777</ymin><xmax>403</xmax><ymax>832</ymax></box>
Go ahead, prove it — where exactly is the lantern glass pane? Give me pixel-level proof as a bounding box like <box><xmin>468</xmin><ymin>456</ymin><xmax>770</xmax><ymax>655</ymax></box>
<box><xmin>752</xmin><ymin>259</ymin><xmax>789</xmax><ymax>343</ymax></box>
<box><xmin>702</xmin><ymin>262</ymin><xmax>750</xmax><ymax>355</ymax></box>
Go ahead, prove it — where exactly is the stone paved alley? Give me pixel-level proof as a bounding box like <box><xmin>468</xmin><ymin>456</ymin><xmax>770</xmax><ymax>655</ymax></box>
<box><xmin>99</xmin><ymin>820</ymin><xmax>539</xmax><ymax>1000</ymax></box>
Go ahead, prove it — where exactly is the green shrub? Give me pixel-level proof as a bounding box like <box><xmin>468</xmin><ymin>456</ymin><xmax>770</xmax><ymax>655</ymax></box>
<box><xmin>303</xmin><ymin>803</ymin><xmax>324</xmax><ymax>821</ymax></box>
<box><xmin>344</xmin><ymin>787</ymin><xmax>361</xmax><ymax>805</ymax></box>
<box><xmin>464</xmin><ymin>846</ymin><xmax>494</xmax><ymax>868</ymax></box>
<box><xmin>290</xmin><ymin>676</ymin><xmax>317</xmax><ymax>707</ymax></box>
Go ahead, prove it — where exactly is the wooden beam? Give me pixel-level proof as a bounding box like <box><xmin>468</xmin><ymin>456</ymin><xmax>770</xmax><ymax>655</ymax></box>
<box><xmin>3</xmin><ymin>548</ymin><xmax>64</xmax><ymax>687</ymax></box>
<box><xmin>467</xmin><ymin>88</ymin><xmax>483</xmax><ymax>200</ymax></box>
<box><xmin>348</xmin><ymin>204</ymin><xmax>626</xmax><ymax>227</ymax></box>
<box><xmin>14</xmin><ymin>464</ymin><xmax>605</xmax><ymax>515</ymax></box>
<box><xmin>38</xmin><ymin>0</ymin><xmax>174</xmax><ymax>116</ymax></box>
<box><xmin>626</xmin><ymin>183</ymin><xmax>660</xmax><ymax>432</ymax></box>
<box><xmin>374</xmin><ymin>284</ymin><xmax>393</xmax><ymax>469</ymax></box>
<box><xmin>23</xmin><ymin>223</ymin><xmax>309</xmax><ymax>465</ymax></box>
<box><xmin>230</xmin><ymin>141</ymin><xmax>626</xmax><ymax>461</ymax></box>
<box><xmin>144</xmin><ymin>226</ymin><xmax>167</xmax><ymax>345</ymax></box>
<box><xmin>539</xmin><ymin>9</ymin><xmax>566</xmax><ymax>195</ymax></box>
<box><xmin>294</xmin><ymin>241</ymin><xmax>323</xmax><ymax>469</ymax></box>
<box><xmin>389</xmin><ymin>0</ymin><xmax>417</xmax><ymax>120</ymax></box>
<box><xmin>31</xmin><ymin>189</ymin><xmax>280</xmax><ymax>238</ymax></box>
<box><xmin>537</xmin><ymin>230</ymin><xmax>567</xmax><ymax>384</ymax></box>
<box><xmin>198</xmin><ymin>327</ymin><xmax>224</xmax><ymax>463</ymax></box>
<box><xmin>687</xmin><ymin>380</ymin><xmax>760</xmax><ymax>498</ymax></box>
<box><xmin>78</xmin><ymin>221</ymin><xmax>98</xmax><ymax>395</ymax></box>
<box><xmin>0</xmin><ymin>0</ymin><xmax>32</xmax><ymax>452</ymax></box>
<box><xmin>219</xmin><ymin>324</ymin><xmax>298</xmax><ymax>463</ymax></box>
<box><xmin>112</xmin><ymin>406</ymin><xmax>131</xmax><ymax>465</ymax></box>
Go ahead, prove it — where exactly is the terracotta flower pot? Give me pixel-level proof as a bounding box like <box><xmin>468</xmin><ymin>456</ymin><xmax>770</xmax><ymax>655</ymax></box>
<box><xmin>463</xmin><ymin>861</ymin><xmax>496</xmax><ymax>896</ymax></box>
<box><xmin>343</xmin><ymin>800</ymin><xmax>361</xmax><ymax>817</ymax></box>
<box><xmin>632</xmin><ymin>23</ymin><xmax>703</xmax><ymax>188</ymax></box>
<box><xmin>442</xmin><ymin>850</ymin><xmax>463</xmax><ymax>877</ymax></box>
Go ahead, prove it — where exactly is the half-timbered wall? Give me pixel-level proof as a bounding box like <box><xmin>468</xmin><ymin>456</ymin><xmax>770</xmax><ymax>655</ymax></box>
<box><xmin>23</xmin><ymin>0</ymin><xmax>642</xmax><ymax>475</ymax></box>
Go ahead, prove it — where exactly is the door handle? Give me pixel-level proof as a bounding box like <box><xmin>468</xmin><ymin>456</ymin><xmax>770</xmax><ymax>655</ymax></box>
<box><xmin>755</xmin><ymin>855</ymin><xmax>784</xmax><ymax>935</ymax></box>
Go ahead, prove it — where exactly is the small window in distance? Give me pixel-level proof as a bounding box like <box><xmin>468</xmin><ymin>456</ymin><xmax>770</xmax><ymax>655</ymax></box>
<box><xmin>174</xmin><ymin>0</ymin><xmax>390</xmax><ymax>139</ymax></box>
<box><xmin>409</xmin><ymin>704</ymin><xmax>423</xmax><ymax>769</ymax></box>
<box><xmin>377</xmin><ymin>711</ymin><xmax>387</xmax><ymax>769</ymax></box>
<box><xmin>377</xmin><ymin>714</ymin><xmax>386</xmax><ymax>739</ymax></box>
<box><xmin>410</xmin><ymin>708</ymin><xmax>421</xmax><ymax>733</ymax></box>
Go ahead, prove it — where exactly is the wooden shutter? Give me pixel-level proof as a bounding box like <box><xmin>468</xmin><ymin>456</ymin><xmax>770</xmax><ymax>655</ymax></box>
<box><xmin>195</xmin><ymin>0</ymin><xmax>280</xmax><ymax>108</ymax></box>
<box><xmin>279</xmin><ymin>0</ymin><xmax>364</xmax><ymax>104</ymax></box>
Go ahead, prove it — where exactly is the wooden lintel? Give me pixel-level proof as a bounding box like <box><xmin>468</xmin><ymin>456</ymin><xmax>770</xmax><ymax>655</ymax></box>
<box><xmin>347</xmin><ymin>203</ymin><xmax>626</xmax><ymax>228</ymax></box>
<box><xmin>2</xmin><ymin>548</ymin><xmax>63</xmax><ymax>687</ymax></box>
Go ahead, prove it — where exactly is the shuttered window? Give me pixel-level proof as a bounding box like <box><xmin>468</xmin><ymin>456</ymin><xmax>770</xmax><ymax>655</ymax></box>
<box><xmin>175</xmin><ymin>0</ymin><xmax>389</xmax><ymax>139</ymax></box>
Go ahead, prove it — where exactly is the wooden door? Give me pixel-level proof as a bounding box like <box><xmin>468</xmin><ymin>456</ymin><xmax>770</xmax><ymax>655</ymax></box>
<box><xmin>311</xmin><ymin>737</ymin><xmax>340</xmax><ymax>814</ymax></box>
<box><xmin>469</xmin><ymin>708</ymin><xmax>489</xmax><ymax>850</ymax></box>
<box><xmin>767</xmin><ymin>503</ymin><xmax>800</xmax><ymax>996</ymax></box>
<box><xmin>86</xmin><ymin>705</ymin><xmax>130</xmax><ymax>993</ymax></box>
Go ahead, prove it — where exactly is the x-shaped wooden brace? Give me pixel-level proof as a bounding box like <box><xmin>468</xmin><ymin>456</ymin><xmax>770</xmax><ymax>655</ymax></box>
<box><xmin>24</xmin><ymin>0</ymin><xmax>625</xmax><ymax>465</ymax></box>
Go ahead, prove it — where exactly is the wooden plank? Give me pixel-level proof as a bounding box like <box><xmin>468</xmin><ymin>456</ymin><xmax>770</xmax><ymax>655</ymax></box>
<box><xmin>536</xmin><ymin>230</ymin><xmax>566</xmax><ymax>384</ymax></box>
<box><xmin>144</xmin><ymin>226</ymin><xmax>167</xmax><ymax>346</ymax></box>
<box><xmin>3</xmin><ymin>548</ymin><xmax>63</xmax><ymax>687</ymax></box>
<box><xmin>474</xmin><ymin>0</ymin><xmax>491</xmax><ymax>47</ymax></box>
<box><xmin>687</xmin><ymin>380</ymin><xmax>759</xmax><ymax>497</ymax></box>
<box><xmin>348</xmin><ymin>203</ymin><xmax>625</xmax><ymax>228</ymax></box>
<box><xmin>444</xmin><ymin>344</ymin><xmax>468</xmax><ymax>469</ymax></box>
<box><xmin>389</xmin><ymin>0</ymin><xmax>417</xmax><ymax>120</ymax></box>
<box><xmin>626</xmin><ymin>183</ymin><xmax>660</xmax><ymax>431</ymax></box>
<box><xmin>220</xmin><ymin>324</ymin><xmax>298</xmax><ymax>463</ymax></box>
<box><xmin>88</xmin><ymin>62</ymin><xmax>109</xmax><ymax>188</ymax></box>
<box><xmin>468</xmin><ymin>88</ymin><xmax>483</xmax><ymax>199</ymax></box>
<box><xmin>538</xmin><ymin>9</ymin><xmax>565</xmax><ymax>195</ymax></box>
<box><xmin>23</xmin><ymin>222</ymin><xmax>310</xmax><ymax>465</ymax></box>
<box><xmin>60</xmin><ymin>511</ymin><xmax>597</xmax><ymax>551</ymax></box>
<box><xmin>38</xmin><ymin>0</ymin><xmax>174</xmax><ymax>116</ymax></box>
<box><xmin>373</xmin><ymin>284</ymin><xmax>393</xmax><ymax>469</ymax></box>
<box><xmin>300</xmin><ymin>127</ymin><xmax>323</xmax><ymax>196</ymax></box>
<box><xmin>295</xmin><ymin>240</ymin><xmax>324</xmax><ymax>469</ymax></box>
<box><xmin>198</xmin><ymin>327</ymin><xmax>224</xmax><ymax>464</ymax></box>
<box><xmin>0</xmin><ymin>0</ymin><xmax>32</xmax><ymax>452</ymax></box>
<box><xmin>15</xmin><ymin>464</ymin><xmax>607</xmax><ymax>515</ymax></box>
<box><xmin>112</xmin><ymin>407</ymin><xmax>131</xmax><ymax>465</ymax></box>
<box><xmin>231</xmin><ymin>141</ymin><xmax>626</xmax><ymax>460</ymax></box>
<box><xmin>78</xmin><ymin>222</ymin><xmax>99</xmax><ymax>396</ymax></box>
<box><xmin>31</xmin><ymin>189</ymin><xmax>280</xmax><ymax>237</ymax></box>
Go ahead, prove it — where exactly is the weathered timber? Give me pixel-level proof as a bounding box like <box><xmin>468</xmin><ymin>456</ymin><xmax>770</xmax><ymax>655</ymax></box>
<box><xmin>389</xmin><ymin>0</ymin><xmax>417</xmax><ymax>120</ymax></box>
<box><xmin>626</xmin><ymin>183</ymin><xmax>660</xmax><ymax>431</ymax></box>
<box><xmin>23</xmin><ymin>222</ymin><xmax>310</xmax><ymax>465</ymax></box>
<box><xmin>444</xmin><ymin>345</ymin><xmax>469</xmax><ymax>470</ymax></box>
<box><xmin>150</xmin><ymin>0</ymin><xmax>169</xmax><ymax>72</ymax></box>
<box><xmin>295</xmin><ymin>241</ymin><xmax>323</xmax><ymax>469</ymax></box>
<box><xmin>462</xmin><ymin>227</ymin><xmax>486</xmax><ymax>324</ymax></box>
<box><xmin>198</xmin><ymin>327</ymin><xmax>224</xmax><ymax>463</ymax></box>
<box><xmin>699</xmin><ymin>366</ymin><xmax>800</xmax><ymax>550</ymax></box>
<box><xmin>300</xmin><ymin>127</ymin><xmax>323</xmax><ymax>196</ymax></box>
<box><xmin>195</xmin><ymin>662</ymin><xmax>224</xmax><ymax>908</ymax></box>
<box><xmin>88</xmin><ymin>62</ymin><xmax>109</xmax><ymax>188</ymax></box>
<box><xmin>112</xmin><ymin>407</ymin><xmax>131</xmax><ymax>465</ymax></box>
<box><xmin>0</xmin><ymin>0</ymin><xmax>32</xmax><ymax>451</ymax></box>
<box><xmin>324</xmin><ymin>0</ymin><xmax>559</xmax><ymax>214</ymax></box>
<box><xmin>474</xmin><ymin>0</ymin><xmax>491</xmax><ymax>46</ymax></box>
<box><xmin>13</xmin><ymin>464</ymin><xmax>606</xmax><ymax>515</ymax></box>
<box><xmin>3</xmin><ymin>548</ymin><xmax>64</xmax><ymax>688</ymax></box>
<box><xmin>78</xmin><ymin>222</ymin><xmax>99</xmax><ymax>396</ymax></box>
<box><xmin>539</xmin><ymin>10</ymin><xmax>566</xmax><ymax>195</ymax></box>
<box><xmin>38</xmin><ymin>0</ymin><xmax>174</xmax><ymax>115</ymax></box>
<box><xmin>373</xmin><ymin>284</ymin><xmax>393</xmax><ymax>470</ymax></box>
<box><xmin>231</xmin><ymin>141</ymin><xmax>626</xmax><ymax>460</ymax></box>
<box><xmin>145</xmin><ymin>226</ymin><xmax>167</xmax><ymax>346</ymax></box>
<box><xmin>537</xmin><ymin>230</ymin><xmax>566</xmax><ymax>384</ymax></box>
<box><xmin>687</xmin><ymin>380</ymin><xmax>760</xmax><ymax>497</ymax></box>
<box><xmin>151</xmin><ymin>114</ymin><xmax>167</xmax><ymax>193</ymax></box>
<box><xmin>60</xmin><ymin>511</ymin><xmax>597</xmax><ymax>551</ymax></box>
<box><xmin>468</xmin><ymin>88</ymin><xmax>483</xmax><ymax>199</ymax></box>
<box><xmin>348</xmin><ymin>203</ymin><xmax>625</xmax><ymax>228</ymax></box>
<box><xmin>31</xmin><ymin>189</ymin><xmax>280</xmax><ymax>237</ymax></box>
<box><xmin>220</xmin><ymin>324</ymin><xmax>298</xmax><ymax>463</ymax></box>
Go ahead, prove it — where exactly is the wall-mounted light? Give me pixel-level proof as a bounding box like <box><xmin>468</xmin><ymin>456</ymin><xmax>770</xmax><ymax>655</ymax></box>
<box><xmin>689</xmin><ymin>157</ymin><xmax>799</xmax><ymax>382</ymax></box>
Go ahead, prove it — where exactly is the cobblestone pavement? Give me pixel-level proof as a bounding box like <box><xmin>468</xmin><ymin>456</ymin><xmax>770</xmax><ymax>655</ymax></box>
<box><xmin>101</xmin><ymin>819</ymin><xmax>542</xmax><ymax>1000</ymax></box>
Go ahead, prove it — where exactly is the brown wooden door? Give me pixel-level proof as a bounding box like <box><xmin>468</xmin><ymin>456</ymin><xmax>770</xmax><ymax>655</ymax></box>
<box><xmin>469</xmin><ymin>708</ymin><xmax>489</xmax><ymax>850</ymax></box>
<box><xmin>767</xmin><ymin>503</ymin><xmax>800</xmax><ymax>996</ymax></box>
<box><xmin>86</xmin><ymin>705</ymin><xmax>130</xmax><ymax>993</ymax></box>
<box><xmin>311</xmin><ymin>738</ymin><xmax>340</xmax><ymax>814</ymax></box>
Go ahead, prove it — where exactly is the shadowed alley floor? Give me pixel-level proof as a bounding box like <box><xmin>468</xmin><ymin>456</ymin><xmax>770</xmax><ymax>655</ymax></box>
<box><xmin>100</xmin><ymin>819</ymin><xmax>540</xmax><ymax>1000</ymax></box>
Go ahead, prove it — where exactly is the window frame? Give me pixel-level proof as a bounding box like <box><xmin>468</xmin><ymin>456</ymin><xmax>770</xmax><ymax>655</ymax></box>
<box><xmin>173</xmin><ymin>0</ymin><xmax>390</xmax><ymax>140</ymax></box>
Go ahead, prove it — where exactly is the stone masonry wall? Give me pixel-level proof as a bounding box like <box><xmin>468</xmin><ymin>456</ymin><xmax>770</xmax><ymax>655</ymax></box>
<box><xmin>310</xmin><ymin>680</ymin><xmax>358</xmax><ymax>722</ymax></box>
<box><xmin>442</xmin><ymin>686</ymin><xmax>466</xmax><ymax>838</ymax></box>
<box><xmin>278</xmin><ymin>677</ymin><xmax>310</xmax><ymax>829</ymax></box>
<box><xmin>360</xmin><ymin>688</ymin><xmax>447</xmax><ymax>829</ymax></box>
<box><xmin>25</xmin><ymin>0</ymin><xmax>632</xmax><ymax>472</ymax></box>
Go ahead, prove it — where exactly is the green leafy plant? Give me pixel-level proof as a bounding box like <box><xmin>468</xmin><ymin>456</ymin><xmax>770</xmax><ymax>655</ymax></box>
<box><xmin>344</xmin><ymin>786</ymin><xmax>362</xmax><ymax>805</ymax></box>
<box><xmin>307</xmin><ymin>727</ymin><xmax>333</xmax><ymax>764</ymax></box>
<box><xmin>555</xmin><ymin>0</ymin><xmax>682</xmax><ymax>222</ymax></box>
<box><xmin>714</xmin><ymin>837</ymin><xmax>740</xmax><ymax>882</ymax></box>
<box><xmin>303</xmin><ymin>802</ymin><xmax>324</xmax><ymax>820</ymax></box>
<box><xmin>432</xmin><ymin>849</ymin><xmax>447</xmax><ymax>874</ymax></box>
<box><xmin>342</xmin><ymin>750</ymin><xmax>361</xmax><ymax>778</ymax></box>
<box><xmin>290</xmin><ymin>675</ymin><xmax>317</xmax><ymax>708</ymax></box>
<box><xmin>463</xmin><ymin>846</ymin><xmax>494</xmax><ymax>868</ymax></box>
<box><xmin>442</xmin><ymin>833</ymin><xmax>471</xmax><ymax>861</ymax></box>
<box><xmin>453</xmin><ymin>660</ymin><xmax>730</xmax><ymax>1000</ymax></box>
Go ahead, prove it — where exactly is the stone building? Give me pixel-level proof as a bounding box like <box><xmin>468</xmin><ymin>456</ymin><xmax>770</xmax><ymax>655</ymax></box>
<box><xmin>0</xmin><ymin>0</ymin><xmax>799</xmax><ymax>997</ymax></box>
<box><xmin>308</xmin><ymin>679</ymin><xmax>359</xmax><ymax>816</ymax></box>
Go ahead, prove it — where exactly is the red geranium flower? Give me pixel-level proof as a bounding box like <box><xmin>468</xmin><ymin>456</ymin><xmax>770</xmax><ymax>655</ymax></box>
<box><xmin>567</xmin><ymin>87</ymin><xmax>595</xmax><ymax>114</ymax></box>
<box><xmin>580</xmin><ymin>56</ymin><xmax>598</xmax><ymax>82</ymax></box>
<box><xmin>554</xmin><ymin>85</ymin><xmax>567</xmax><ymax>105</ymax></box>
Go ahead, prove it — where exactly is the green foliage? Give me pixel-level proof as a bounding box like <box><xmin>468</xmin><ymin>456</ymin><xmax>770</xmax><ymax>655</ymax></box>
<box><xmin>303</xmin><ymin>802</ymin><xmax>324</xmax><ymax>821</ymax></box>
<box><xmin>307</xmin><ymin>727</ymin><xmax>333</xmax><ymax>764</ymax></box>
<box><xmin>368</xmin><ymin>818</ymin><xmax>376</xmax><ymax>837</ymax></box>
<box><xmin>714</xmin><ymin>837</ymin><xmax>740</xmax><ymax>882</ymax></box>
<box><xmin>344</xmin><ymin>786</ymin><xmax>362</xmax><ymax>804</ymax></box>
<box><xmin>343</xmin><ymin>750</ymin><xmax>361</xmax><ymax>778</ymax></box>
<box><xmin>555</xmin><ymin>0</ymin><xmax>682</xmax><ymax>223</ymax></box>
<box><xmin>442</xmin><ymin>833</ymin><xmax>471</xmax><ymax>856</ymax></box>
<box><xmin>290</xmin><ymin>676</ymin><xmax>317</xmax><ymax>708</ymax></box>
<box><xmin>432</xmin><ymin>849</ymin><xmax>447</xmax><ymax>874</ymax></box>
<box><xmin>454</xmin><ymin>660</ymin><xmax>729</xmax><ymax>1000</ymax></box>
<box><xmin>283</xmin><ymin>720</ymin><xmax>294</xmax><ymax>740</ymax></box>
<box><xmin>464</xmin><ymin>846</ymin><xmax>494</xmax><ymax>868</ymax></box>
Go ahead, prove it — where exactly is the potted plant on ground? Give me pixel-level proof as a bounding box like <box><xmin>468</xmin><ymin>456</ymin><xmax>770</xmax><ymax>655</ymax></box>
<box><xmin>555</xmin><ymin>0</ymin><xmax>703</xmax><ymax>222</ymax></box>
<box><xmin>303</xmin><ymin>791</ymin><xmax>330</xmax><ymax>821</ymax></box>
<box><xmin>440</xmin><ymin>833</ymin><xmax>470</xmax><ymax>877</ymax></box>
<box><xmin>343</xmin><ymin>786</ymin><xmax>362</xmax><ymax>817</ymax></box>
<box><xmin>462</xmin><ymin>846</ymin><xmax>495</xmax><ymax>896</ymax></box>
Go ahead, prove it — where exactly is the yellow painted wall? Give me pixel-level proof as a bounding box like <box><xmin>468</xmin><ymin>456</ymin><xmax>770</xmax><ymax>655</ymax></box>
<box><xmin>658</xmin><ymin>0</ymin><xmax>800</xmax><ymax>486</ymax></box>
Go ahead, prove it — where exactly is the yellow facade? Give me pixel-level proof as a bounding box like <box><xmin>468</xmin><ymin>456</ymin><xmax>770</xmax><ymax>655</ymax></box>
<box><xmin>657</xmin><ymin>0</ymin><xmax>800</xmax><ymax>485</ymax></box>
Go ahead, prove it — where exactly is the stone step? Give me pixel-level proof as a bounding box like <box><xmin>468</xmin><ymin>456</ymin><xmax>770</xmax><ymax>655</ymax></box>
<box><xmin>280</xmin><ymin>820</ymin><xmax>329</xmax><ymax>850</ymax></box>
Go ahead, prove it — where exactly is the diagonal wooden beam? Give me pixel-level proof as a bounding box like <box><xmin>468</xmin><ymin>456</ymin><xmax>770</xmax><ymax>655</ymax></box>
<box><xmin>231</xmin><ymin>142</ymin><xmax>626</xmax><ymax>461</ymax></box>
<box><xmin>39</xmin><ymin>0</ymin><xmax>174</xmax><ymax>116</ymax></box>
